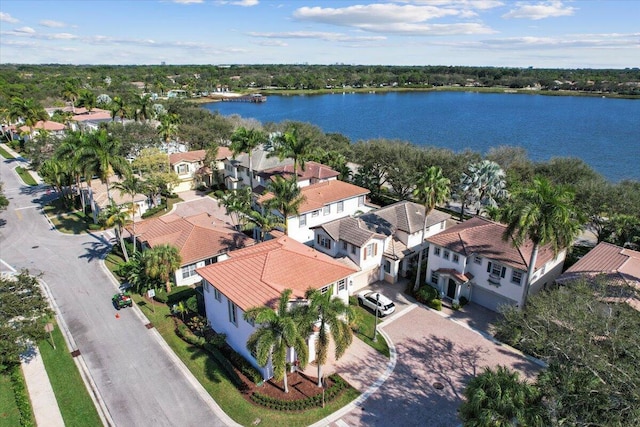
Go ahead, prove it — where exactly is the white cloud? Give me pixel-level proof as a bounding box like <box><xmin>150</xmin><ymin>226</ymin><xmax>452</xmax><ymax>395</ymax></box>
<box><xmin>40</xmin><ymin>19</ymin><xmax>66</xmax><ymax>28</ymax></box>
<box><xmin>249</xmin><ymin>31</ymin><xmax>386</xmax><ymax>42</ymax></box>
<box><xmin>173</xmin><ymin>0</ymin><xmax>204</xmax><ymax>4</ymax></box>
<box><xmin>14</xmin><ymin>26</ymin><xmax>36</xmax><ymax>34</ymax></box>
<box><xmin>0</xmin><ymin>12</ymin><xmax>19</xmax><ymax>23</ymax></box>
<box><xmin>502</xmin><ymin>1</ymin><xmax>576</xmax><ymax>20</ymax></box>
<box><xmin>441</xmin><ymin>32</ymin><xmax>640</xmax><ymax>50</ymax></box>
<box><xmin>215</xmin><ymin>0</ymin><xmax>259</xmax><ymax>6</ymax></box>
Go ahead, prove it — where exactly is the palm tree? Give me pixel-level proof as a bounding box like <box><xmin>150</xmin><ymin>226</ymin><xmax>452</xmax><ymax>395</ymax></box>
<box><xmin>61</xmin><ymin>81</ymin><xmax>80</xmax><ymax>113</ymax></box>
<box><xmin>55</xmin><ymin>131</ymin><xmax>91</xmax><ymax>213</ymax></box>
<box><xmin>459</xmin><ymin>366</ymin><xmax>546</xmax><ymax>427</ymax></box>
<box><xmin>110</xmin><ymin>96</ymin><xmax>128</xmax><ymax>123</ymax></box>
<box><xmin>215</xmin><ymin>187</ymin><xmax>252</xmax><ymax>230</ymax></box>
<box><xmin>502</xmin><ymin>177</ymin><xmax>583</xmax><ymax>308</ymax></box>
<box><xmin>9</xmin><ymin>97</ymin><xmax>47</xmax><ymax>141</ymax></box>
<box><xmin>244</xmin><ymin>289</ymin><xmax>309</xmax><ymax>393</ymax></box>
<box><xmin>303</xmin><ymin>288</ymin><xmax>353</xmax><ymax>387</ymax></box>
<box><xmin>230</xmin><ymin>126</ymin><xmax>266</xmax><ymax>189</ymax></box>
<box><xmin>462</xmin><ymin>160</ymin><xmax>508</xmax><ymax>216</ymax></box>
<box><xmin>243</xmin><ymin>210</ymin><xmax>285</xmax><ymax>242</ymax></box>
<box><xmin>158</xmin><ymin>113</ymin><xmax>180</xmax><ymax>144</ymax></box>
<box><xmin>132</xmin><ymin>93</ymin><xmax>153</xmax><ymax>122</ymax></box>
<box><xmin>264</xmin><ymin>176</ymin><xmax>305</xmax><ymax>235</ymax></box>
<box><xmin>78</xmin><ymin>89</ymin><xmax>97</xmax><ymax>112</ymax></box>
<box><xmin>270</xmin><ymin>125</ymin><xmax>314</xmax><ymax>184</ymax></box>
<box><xmin>103</xmin><ymin>200</ymin><xmax>132</xmax><ymax>262</ymax></box>
<box><xmin>412</xmin><ymin>166</ymin><xmax>451</xmax><ymax>291</ymax></box>
<box><xmin>142</xmin><ymin>244</ymin><xmax>182</xmax><ymax>293</ymax></box>
<box><xmin>112</xmin><ymin>173</ymin><xmax>146</xmax><ymax>252</ymax></box>
<box><xmin>78</xmin><ymin>129</ymin><xmax>130</xmax><ymax>203</ymax></box>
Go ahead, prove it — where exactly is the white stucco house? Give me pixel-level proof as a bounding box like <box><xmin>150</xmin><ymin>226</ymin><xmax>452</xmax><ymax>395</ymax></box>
<box><xmin>128</xmin><ymin>212</ymin><xmax>254</xmax><ymax>287</ymax></box>
<box><xmin>169</xmin><ymin>147</ymin><xmax>232</xmax><ymax>193</ymax></box>
<box><xmin>257</xmin><ymin>179</ymin><xmax>373</xmax><ymax>245</ymax></box>
<box><xmin>425</xmin><ymin>216</ymin><xmax>567</xmax><ymax>311</ymax></box>
<box><xmin>312</xmin><ymin>201</ymin><xmax>451</xmax><ymax>291</ymax></box>
<box><xmin>196</xmin><ymin>236</ymin><xmax>357</xmax><ymax>380</ymax></box>
<box><xmin>223</xmin><ymin>145</ymin><xmax>293</xmax><ymax>191</ymax></box>
<box><xmin>80</xmin><ymin>177</ymin><xmax>150</xmax><ymax>223</ymax></box>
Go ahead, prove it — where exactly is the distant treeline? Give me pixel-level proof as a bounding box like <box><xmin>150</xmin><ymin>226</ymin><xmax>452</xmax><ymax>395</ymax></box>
<box><xmin>1</xmin><ymin>64</ymin><xmax>640</xmax><ymax>107</ymax></box>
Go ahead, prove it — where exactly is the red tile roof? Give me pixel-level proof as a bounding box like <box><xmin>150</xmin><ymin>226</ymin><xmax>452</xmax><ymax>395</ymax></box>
<box><xmin>260</xmin><ymin>161</ymin><xmax>339</xmax><ymax>182</ymax></box>
<box><xmin>560</xmin><ymin>242</ymin><xmax>640</xmax><ymax>287</ymax></box>
<box><xmin>258</xmin><ymin>180</ymin><xmax>369</xmax><ymax>215</ymax></box>
<box><xmin>169</xmin><ymin>147</ymin><xmax>232</xmax><ymax>165</ymax></box>
<box><xmin>196</xmin><ymin>236</ymin><xmax>357</xmax><ymax>311</ymax></box>
<box><xmin>19</xmin><ymin>120</ymin><xmax>66</xmax><ymax>132</ymax></box>
<box><xmin>72</xmin><ymin>109</ymin><xmax>112</xmax><ymax>122</ymax></box>
<box><xmin>128</xmin><ymin>212</ymin><xmax>253</xmax><ymax>265</ymax></box>
<box><xmin>427</xmin><ymin>216</ymin><xmax>557</xmax><ymax>271</ymax></box>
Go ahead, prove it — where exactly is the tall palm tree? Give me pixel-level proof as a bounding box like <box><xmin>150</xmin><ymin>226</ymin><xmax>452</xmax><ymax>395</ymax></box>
<box><xmin>459</xmin><ymin>365</ymin><xmax>546</xmax><ymax>427</ymax></box>
<box><xmin>78</xmin><ymin>129</ymin><xmax>130</xmax><ymax>203</ymax></box>
<box><xmin>132</xmin><ymin>93</ymin><xmax>153</xmax><ymax>122</ymax></box>
<box><xmin>110</xmin><ymin>96</ymin><xmax>128</xmax><ymax>123</ymax></box>
<box><xmin>230</xmin><ymin>126</ymin><xmax>266</xmax><ymax>189</ymax></box>
<box><xmin>412</xmin><ymin>166</ymin><xmax>451</xmax><ymax>291</ymax></box>
<box><xmin>264</xmin><ymin>176</ymin><xmax>305</xmax><ymax>235</ymax></box>
<box><xmin>502</xmin><ymin>177</ymin><xmax>583</xmax><ymax>308</ymax></box>
<box><xmin>103</xmin><ymin>200</ymin><xmax>132</xmax><ymax>262</ymax></box>
<box><xmin>61</xmin><ymin>81</ymin><xmax>80</xmax><ymax>113</ymax></box>
<box><xmin>270</xmin><ymin>125</ymin><xmax>314</xmax><ymax>184</ymax></box>
<box><xmin>215</xmin><ymin>187</ymin><xmax>252</xmax><ymax>230</ymax></box>
<box><xmin>78</xmin><ymin>89</ymin><xmax>97</xmax><ymax>112</ymax></box>
<box><xmin>9</xmin><ymin>97</ymin><xmax>47</xmax><ymax>140</ymax></box>
<box><xmin>158</xmin><ymin>113</ymin><xmax>180</xmax><ymax>144</ymax></box>
<box><xmin>244</xmin><ymin>289</ymin><xmax>309</xmax><ymax>393</ymax></box>
<box><xmin>112</xmin><ymin>173</ymin><xmax>146</xmax><ymax>252</ymax></box>
<box><xmin>142</xmin><ymin>244</ymin><xmax>182</xmax><ymax>293</ymax></box>
<box><xmin>303</xmin><ymin>288</ymin><xmax>353</xmax><ymax>387</ymax></box>
<box><xmin>55</xmin><ymin>131</ymin><xmax>91</xmax><ymax>213</ymax></box>
<box><xmin>243</xmin><ymin>210</ymin><xmax>285</xmax><ymax>242</ymax></box>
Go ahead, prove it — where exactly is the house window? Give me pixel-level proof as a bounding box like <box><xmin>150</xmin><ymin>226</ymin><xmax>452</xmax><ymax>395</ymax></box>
<box><xmin>351</xmin><ymin>244</ymin><xmax>356</xmax><ymax>255</ymax></box>
<box><xmin>384</xmin><ymin>260</ymin><xmax>391</xmax><ymax>274</ymax></box>
<box><xmin>431</xmin><ymin>271</ymin><xmax>439</xmax><ymax>285</ymax></box>
<box><xmin>474</xmin><ymin>255</ymin><xmax>482</xmax><ymax>265</ymax></box>
<box><xmin>364</xmin><ymin>242</ymin><xmax>378</xmax><ymax>259</ymax></box>
<box><xmin>299</xmin><ymin>214</ymin><xmax>307</xmax><ymax>226</ymax></box>
<box><xmin>342</xmin><ymin>240</ymin><xmax>348</xmax><ymax>251</ymax></box>
<box><xmin>214</xmin><ymin>287</ymin><xmax>221</xmax><ymax>301</ymax></box>
<box><xmin>338</xmin><ymin>279</ymin><xmax>346</xmax><ymax>291</ymax></box>
<box><xmin>323</xmin><ymin>205</ymin><xmax>330</xmax><ymax>215</ymax></box>
<box><xmin>443</xmin><ymin>250</ymin><xmax>450</xmax><ymax>260</ymax></box>
<box><xmin>228</xmin><ymin>300</ymin><xmax>238</xmax><ymax>325</ymax></box>
<box><xmin>452</xmin><ymin>254</ymin><xmax>459</xmax><ymax>264</ymax></box>
<box><xmin>434</xmin><ymin>247</ymin><xmax>441</xmax><ymax>256</ymax></box>
<box><xmin>246</xmin><ymin>317</ymin><xmax>255</xmax><ymax>327</ymax></box>
<box><xmin>317</xmin><ymin>235</ymin><xmax>331</xmax><ymax>249</ymax></box>
<box><xmin>358</xmin><ymin>196</ymin><xmax>364</xmax><ymax>207</ymax></box>
<box><xmin>181</xmin><ymin>264</ymin><xmax>197</xmax><ymax>279</ymax></box>
<box><xmin>440</xmin><ymin>222</ymin><xmax>445</xmax><ymax>230</ymax></box>
<box><xmin>177</xmin><ymin>164</ymin><xmax>188</xmax><ymax>174</ymax></box>
<box><xmin>487</xmin><ymin>261</ymin><xmax>506</xmax><ymax>285</ymax></box>
<box><xmin>320</xmin><ymin>286</ymin><xmax>329</xmax><ymax>295</ymax></box>
<box><xmin>337</xmin><ymin>201</ymin><xmax>344</xmax><ymax>213</ymax></box>
<box><xmin>511</xmin><ymin>271</ymin><xmax>523</xmax><ymax>285</ymax></box>
<box><xmin>312</xmin><ymin>210</ymin><xmax>320</xmax><ymax>218</ymax></box>
<box><xmin>203</xmin><ymin>281</ymin><xmax>210</xmax><ymax>292</ymax></box>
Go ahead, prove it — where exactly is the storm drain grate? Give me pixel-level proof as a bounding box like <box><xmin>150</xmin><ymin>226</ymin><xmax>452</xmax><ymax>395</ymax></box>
<box><xmin>70</xmin><ymin>349</ymin><xmax>81</xmax><ymax>358</ymax></box>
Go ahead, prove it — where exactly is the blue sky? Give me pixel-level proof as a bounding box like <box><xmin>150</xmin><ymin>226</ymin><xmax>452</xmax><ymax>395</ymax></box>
<box><xmin>0</xmin><ymin>1</ymin><xmax>638</xmax><ymax>68</ymax></box>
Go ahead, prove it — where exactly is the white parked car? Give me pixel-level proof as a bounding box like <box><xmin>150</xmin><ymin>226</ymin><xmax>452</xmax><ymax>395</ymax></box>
<box><xmin>357</xmin><ymin>291</ymin><xmax>396</xmax><ymax>317</ymax></box>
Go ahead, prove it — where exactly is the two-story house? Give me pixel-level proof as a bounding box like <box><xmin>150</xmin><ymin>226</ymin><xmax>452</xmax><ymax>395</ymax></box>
<box><xmin>169</xmin><ymin>147</ymin><xmax>232</xmax><ymax>193</ymax></box>
<box><xmin>128</xmin><ymin>212</ymin><xmax>254</xmax><ymax>287</ymax></box>
<box><xmin>223</xmin><ymin>146</ymin><xmax>293</xmax><ymax>191</ymax></box>
<box><xmin>312</xmin><ymin>201</ymin><xmax>451</xmax><ymax>290</ymax></box>
<box><xmin>256</xmin><ymin>161</ymin><xmax>340</xmax><ymax>191</ymax></box>
<box><xmin>257</xmin><ymin>179</ymin><xmax>372</xmax><ymax>245</ymax></box>
<box><xmin>425</xmin><ymin>216</ymin><xmax>566</xmax><ymax>311</ymax></box>
<box><xmin>196</xmin><ymin>236</ymin><xmax>357</xmax><ymax>380</ymax></box>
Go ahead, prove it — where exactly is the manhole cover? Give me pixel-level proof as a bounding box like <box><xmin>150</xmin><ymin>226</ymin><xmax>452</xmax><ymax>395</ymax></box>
<box><xmin>433</xmin><ymin>382</ymin><xmax>445</xmax><ymax>390</ymax></box>
<box><xmin>70</xmin><ymin>349</ymin><xmax>81</xmax><ymax>358</ymax></box>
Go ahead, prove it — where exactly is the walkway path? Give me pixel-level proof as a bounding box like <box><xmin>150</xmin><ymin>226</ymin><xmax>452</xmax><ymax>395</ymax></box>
<box><xmin>20</xmin><ymin>347</ymin><xmax>65</xmax><ymax>427</ymax></box>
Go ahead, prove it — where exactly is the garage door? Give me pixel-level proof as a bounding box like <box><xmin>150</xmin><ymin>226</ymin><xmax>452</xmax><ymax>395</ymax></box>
<box><xmin>471</xmin><ymin>286</ymin><xmax>515</xmax><ymax>312</ymax></box>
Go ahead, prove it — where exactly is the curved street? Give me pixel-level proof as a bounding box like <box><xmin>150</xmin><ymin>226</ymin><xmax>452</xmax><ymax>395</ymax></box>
<box><xmin>0</xmin><ymin>153</ymin><xmax>232</xmax><ymax>427</ymax></box>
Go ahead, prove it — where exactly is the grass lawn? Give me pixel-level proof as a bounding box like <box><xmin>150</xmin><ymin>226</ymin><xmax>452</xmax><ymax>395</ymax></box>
<box><xmin>38</xmin><ymin>322</ymin><xmax>102</xmax><ymax>427</ymax></box>
<box><xmin>349</xmin><ymin>298</ymin><xmax>390</xmax><ymax>358</ymax></box>
<box><xmin>0</xmin><ymin>372</ymin><xmax>21</xmax><ymax>427</ymax></box>
<box><xmin>47</xmin><ymin>210</ymin><xmax>92</xmax><ymax>234</ymax></box>
<box><xmin>133</xmin><ymin>295</ymin><xmax>359</xmax><ymax>427</ymax></box>
<box><xmin>0</xmin><ymin>145</ymin><xmax>13</xmax><ymax>159</ymax></box>
<box><xmin>14</xmin><ymin>166</ymin><xmax>37</xmax><ymax>186</ymax></box>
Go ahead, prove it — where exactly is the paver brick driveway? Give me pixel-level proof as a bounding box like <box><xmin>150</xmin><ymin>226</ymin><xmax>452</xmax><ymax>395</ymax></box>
<box><xmin>337</xmin><ymin>305</ymin><xmax>540</xmax><ymax>427</ymax></box>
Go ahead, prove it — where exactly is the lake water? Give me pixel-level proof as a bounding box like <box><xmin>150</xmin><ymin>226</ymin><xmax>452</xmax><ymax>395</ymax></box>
<box><xmin>203</xmin><ymin>91</ymin><xmax>640</xmax><ymax>182</ymax></box>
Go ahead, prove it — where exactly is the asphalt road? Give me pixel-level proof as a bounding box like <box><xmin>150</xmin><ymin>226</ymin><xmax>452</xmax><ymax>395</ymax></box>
<box><xmin>0</xmin><ymin>154</ymin><xmax>231</xmax><ymax>427</ymax></box>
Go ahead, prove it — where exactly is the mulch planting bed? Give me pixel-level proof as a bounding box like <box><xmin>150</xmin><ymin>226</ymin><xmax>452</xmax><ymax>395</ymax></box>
<box><xmin>245</xmin><ymin>370</ymin><xmax>335</xmax><ymax>402</ymax></box>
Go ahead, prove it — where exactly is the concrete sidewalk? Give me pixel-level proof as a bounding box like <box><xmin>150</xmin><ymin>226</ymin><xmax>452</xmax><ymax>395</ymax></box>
<box><xmin>21</xmin><ymin>348</ymin><xmax>65</xmax><ymax>427</ymax></box>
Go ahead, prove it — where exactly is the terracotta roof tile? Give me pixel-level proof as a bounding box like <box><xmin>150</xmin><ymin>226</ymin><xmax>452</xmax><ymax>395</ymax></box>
<box><xmin>169</xmin><ymin>150</ymin><xmax>206</xmax><ymax>164</ymax></box>
<box><xmin>260</xmin><ymin>161</ymin><xmax>339</xmax><ymax>182</ymax></box>
<box><xmin>19</xmin><ymin>120</ymin><xmax>66</xmax><ymax>132</ymax></box>
<box><xmin>427</xmin><ymin>216</ymin><xmax>557</xmax><ymax>271</ymax></box>
<box><xmin>196</xmin><ymin>236</ymin><xmax>357</xmax><ymax>311</ymax></box>
<box><xmin>128</xmin><ymin>212</ymin><xmax>254</xmax><ymax>265</ymax></box>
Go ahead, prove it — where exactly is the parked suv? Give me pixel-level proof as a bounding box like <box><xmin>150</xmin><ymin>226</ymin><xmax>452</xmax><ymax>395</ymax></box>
<box><xmin>357</xmin><ymin>291</ymin><xmax>396</xmax><ymax>316</ymax></box>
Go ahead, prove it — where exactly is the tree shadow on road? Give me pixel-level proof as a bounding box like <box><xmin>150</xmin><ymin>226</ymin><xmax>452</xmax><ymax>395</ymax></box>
<box><xmin>79</xmin><ymin>232</ymin><xmax>112</xmax><ymax>263</ymax></box>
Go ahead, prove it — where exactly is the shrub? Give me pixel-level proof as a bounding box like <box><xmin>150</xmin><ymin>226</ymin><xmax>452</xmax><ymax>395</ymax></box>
<box><xmin>207</xmin><ymin>333</ymin><xmax>227</xmax><ymax>349</ymax></box>
<box><xmin>428</xmin><ymin>298</ymin><xmax>442</xmax><ymax>311</ymax></box>
<box><xmin>202</xmin><ymin>343</ymin><xmax>246</xmax><ymax>389</ymax></box>
<box><xmin>185</xmin><ymin>295</ymin><xmax>199</xmax><ymax>313</ymax></box>
<box><xmin>10</xmin><ymin>364</ymin><xmax>34</xmax><ymax>427</ymax></box>
<box><xmin>459</xmin><ymin>296</ymin><xmax>469</xmax><ymax>306</ymax></box>
<box><xmin>153</xmin><ymin>289</ymin><xmax>168</xmax><ymax>304</ymax></box>
<box><xmin>141</xmin><ymin>202</ymin><xmax>167</xmax><ymax>218</ymax></box>
<box><xmin>166</xmin><ymin>286</ymin><xmax>196</xmax><ymax>304</ymax></box>
<box><xmin>452</xmin><ymin>302</ymin><xmax>461</xmax><ymax>310</ymax></box>
<box><xmin>416</xmin><ymin>285</ymin><xmax>439</xmax><ymax>303</ymax></box>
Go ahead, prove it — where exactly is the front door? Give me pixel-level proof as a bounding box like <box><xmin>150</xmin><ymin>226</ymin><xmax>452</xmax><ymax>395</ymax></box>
<box><xmin>447</xmin><ymin>279</ymin><xmax>457</xmax><ymax>299</ymax></box>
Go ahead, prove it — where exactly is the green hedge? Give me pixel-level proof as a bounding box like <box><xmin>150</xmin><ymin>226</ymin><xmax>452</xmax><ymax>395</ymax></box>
<box><xmin>10</xmin><ymin>365</ymin><xmax>34</xmax><ymax>427</ymax></box>
<box><xmin>251</xmin><ymin>374</ymin><xmax>348</xmax><ymax>411</ymax></box>
<box><xmin>153</xmin><ymin>286</ymin><xmax>196</xmax><ymax>305</ymax></box>
<box><xmin>141</xmin><ymin>202</ymin><xmax>167</xmax><ymax>219</ymax></box>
